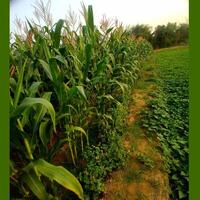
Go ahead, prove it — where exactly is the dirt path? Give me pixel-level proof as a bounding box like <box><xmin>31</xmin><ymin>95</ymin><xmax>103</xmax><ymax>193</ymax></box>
<box><xmin>100</xmin><ymin>62</ymin><xmax>169</xmax><ymax>200</ymax></box>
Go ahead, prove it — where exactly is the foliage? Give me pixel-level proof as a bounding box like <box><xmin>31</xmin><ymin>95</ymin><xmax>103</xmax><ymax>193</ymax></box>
<box><xmin>130</xmin><ymin>24</ymin><xmax>152</xmax><ymax>42</ymax></box>
<box><xmin>176</xmin><ymin>24</ymin><xmax>189</xmax><ymax>44</ymax></box>
<box><xmin>10</xmin><ymin>3</ymin><xmax>152</xmax><ymax>199</ymax></box>
<box><xmin>152</xmin><ymin>23</ymin><xmax>189</xmax><ymax>48</ymax></box>
<box><xmin>129</xmin><ymin>23</ymin><xmax>189</xmax><ymax>49</ymax></box>
<box><xmin>140</xmin><ymin>48</ymin><xmax>189</xmax><ymax>199</ymax></box>
<box><xmin>135</xmin><ymin>152</ymin><xmax>155</xmax><ymax>169</ymax></box>
<box><xmin>79</xmin><ymin>132</ymin><xmax>127</xmax><ymax>199</ymax></box>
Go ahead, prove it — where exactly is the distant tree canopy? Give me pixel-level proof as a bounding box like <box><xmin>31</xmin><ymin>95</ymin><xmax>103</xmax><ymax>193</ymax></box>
<box><xmin>130</xmin><ymin>23</ymin><xmax>189</xmax><ymax>49</ymax></box>
<box><xmin>130</xmin><ymin>24</ymin><xmax>152</xmax><ymax>42</ymax></box>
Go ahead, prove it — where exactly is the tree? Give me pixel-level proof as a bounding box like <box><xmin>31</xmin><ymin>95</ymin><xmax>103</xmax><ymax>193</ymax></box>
<box><xmin>131</xmin><ymin>24</ymin><xmax>152</xmax><ymax>42</ymax></box>
<box><xmin>152</xmin><ymin>23</ymin><xmax>188</xmax><ymax>48</ymax></box>
<box><xmin>176</xmin><ymin>23</ymin><xmax>189</xmax><ymax>44</ymax></box>
<box><xmin>152</xmin><ymin>25</ymin><xmax>167</xmax><ymax>48</ymax></box>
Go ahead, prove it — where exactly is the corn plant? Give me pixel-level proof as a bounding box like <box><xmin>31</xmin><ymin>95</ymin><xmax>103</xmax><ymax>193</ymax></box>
<box><xmin>10</xmin><ymin>3</ymin><xmax>152</xmax><ymax>199</ymax></box>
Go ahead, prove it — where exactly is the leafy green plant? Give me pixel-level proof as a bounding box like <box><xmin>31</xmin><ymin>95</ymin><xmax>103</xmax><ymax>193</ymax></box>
<box><xmin>124</xmin><ymin>168</ymin><xmax>142</xmax><ymax>183</ymax></box>
<box><xmin>135</xmin><ymin>152</ymin><xmax>155</xmax><ymax>169</ymax></box>
<box><xmin>79</xmin><ymin>132</ymin><xmax>127</xmax><ymax>198</ymax></box>
<box><xmin>22</xmin><ymin>159</ymin><xmax>84</xmax><ymax>200</ymax></box>
<box><xmin>10</xmin><ymin>2</ymin><xmax>152</xmax><ymax>199</ymax></box>
<box><xmin>139</xmin><ymin>48</ymin><xmax>189</xmax><ymax>199</ymax></box>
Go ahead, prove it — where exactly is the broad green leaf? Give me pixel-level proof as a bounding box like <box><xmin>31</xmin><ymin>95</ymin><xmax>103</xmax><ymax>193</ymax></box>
<box><xmin>56</xmin><ymin>113</ymin><xmax>70</xmax><ymax>122</ymax></box>
<box><xmin>22</xmin><ymin>171</ymin><xmax>49</xmax><ymax>200</ymax></box>
<box><xmin>68</xmin><ymin>126</ymin><xmax>88</xmax><ymax>141</ymax></box>
<box><xmin>68</xmin><ymin>86</ymin><xmax>87</xmax><ymax>101</ymax></box>
<box><xmin>49</xmin><ymin>58</ymin><xmax>60</xmax><ymax>82</ymax></box>
<box><xmin>178</xmin><ymin>190</ymin><xmax>186</xmax><ymax>199</ymax></box>
<box><xmin>87</xmin><ymin>5</ymin><xmax>94</xmax><ymax>33</ymax></box>
<box><xmin>84</xmin><ymin>43</ymin><xmax>92</xmax><ymax>76</ymax></box>
<box><xmin>103</xmin><ymin>114</ymin><xmax>113</xmax><ymax>121</ymax></box>
<box><xmin>38</xmin><ymin>59</ymin><xmax>53</xmax><ymax>80</ymax></box>
<box><xmin>76</xmin><ymin>86</ymin><xmax>87</xmax><ymax>100</ymax></box>
<box><xmin>28</xmin><ymin>81</ymin><xmax>43</xmax><ymax>97</ymax></box>
<box><xmin>13</xmin><ymin>58</ymin><xmax>28</xmax><ymax>108</ymax></box>
<box><xmin>53</xmin><ymin>19</ymin><xmax>64</xmax><ymax>48</ymax></box>
<box><xmin>54</xmin><ymin>55</ymin><xmax>68</xmax><ymax>67</ymax></box>
<box><xmin>66</xmin><ymin>104</ymin><xmax>78</xmax><ymax>114</ymax></box>
<box><xmin>96</xmin><ymin>60</ymin><xmax>107</xmax><ymax>75</ymax></box>
<box><xmin>11</xmin><ymin>97</ymin><xmax>56</xmax><ymax>132</ymax></box>
<box><xmin>110</xmin><ymin>80</ymin><xmax>128</xmax><ymax>94</ymax></box>
<box><xmin>71</xmin><ymin>55</ymin><xmax>84</xmax><ymax>80</ymax></box>
<box><xmin>99</xmin><ymin>94</ymin><xmax>121</xmax><ymax>106</ymax></box>
<box><xmin>33</xmin><ymin>92</ymin><xmax>52</xmax><ymax>133</ymax></box>
<box><xmin>107</xmin><ymin>64</ymin><xmax>113</xmax><ymax>74</ymax></box>
<box><xmin>10</xmin><ymin>78</ymin><xmax>17</xmax><ymax>93</ymax></box>
<box><xmin>43</xmin><ymin>39</ymin><xmax>51</xmax><ymax>60</ymax></box>
<box><xmin>39</xmin><ymin>119</ymin><xmax>51</xmax><ymax>147</ymax></box>
<box><xmin>99</xmin><ymin>94</ymin><xmax>115</xmax><ymax>101</ymax></box>
<box><xmin>68</xmin><ymin>86</ymin><xmax>77</xmax><ymax>100</ymax></box>
<box><xmin>82</xmin><ymin>25</ymin><xmax>88</xmax><ymax>38</ymax></box>
<box><xmin>33</xmin><ymin>159</ymin><xmax>84</xmax><ymax>200</ymax></box>
<box><xmin>70</xmin><ymin>126</ymin><xmax>86</xmax><ymax>135</ymax></box>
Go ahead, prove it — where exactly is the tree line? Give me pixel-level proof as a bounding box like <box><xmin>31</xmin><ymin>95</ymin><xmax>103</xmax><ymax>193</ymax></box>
<box><xmin>129</xmin><ymin>23</ymin><xmax>189</xmax><ymax>49</ymax></box>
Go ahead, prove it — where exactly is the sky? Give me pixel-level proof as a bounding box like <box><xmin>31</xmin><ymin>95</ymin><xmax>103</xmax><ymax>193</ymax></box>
<box><xmin>10</xmin><ymin>0</ymin><xmax>189</xmax><ymax>33</ymax></box>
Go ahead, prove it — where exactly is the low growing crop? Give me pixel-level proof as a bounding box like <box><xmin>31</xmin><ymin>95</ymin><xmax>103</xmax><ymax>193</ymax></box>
<box><xmin>140</xmin><ymin>48</ymin><xmax>189</xmax><ymax>199</ymax></box>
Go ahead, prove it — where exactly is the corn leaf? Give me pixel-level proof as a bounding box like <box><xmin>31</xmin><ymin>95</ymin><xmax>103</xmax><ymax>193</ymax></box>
<box><xmin>76</xmin><ymin>86</ymin><xmax>87</xmax><ymax>101</ymax></box>
<box><xmin>54</xmin><ymin>55</ymin><xmax>68</xmax><ymax>67</ymax></box>
<box><xmin>49</xmin><ymin>58</ymin><xmax>61</xmax><ymax>82</ymax></box>
<box><xmin>39</xmin><ymin>119</ymin><xmax>51</xmax><ymax>147</ymax></box>
<box><xmin>53</xmin><ymin>19</ymin><xmax>64</xmax><ymax>48</ymax></box>
<box><xmin>38</xmin><ymin>59</ymin><xmax>53</xmax><ymax>81</ymax></box>
<box><xmin>13</xmin><ymin>59</ymin><xmax>28</xmax><ymax>108</ymax></box>
<box><xmin>33</xmin><ymin>92</ymin><xmax>52</xmax><ymax>133</ymax></box>
<box><xmin>22</xmin><ymin>171</ymin><xmax>49</xmax><ymax>200</ymax></box>
<box><xmin>11</xmin><ymin>97</ymin><xmax>56</xmax><ymax>132</ymax></box>
<box><xmin>33</xmin><ymin>159</ymin><xmax>84</xmax><ymax>200</ymax></box>
<box><xmin>87</xmin><ymin>5</ymin><xmax>94</xmax><ymax>33</ymax></box>
<box><xmin>28</xmin><ymin>81</ymin><xmax>43</xmax><ymax>97</ymax></box>
<box><xmin>69</xmin><ymin>126</ymin><xmax>88</xmax><ymax>140</ymax></box>
<box><xmin>68</xmin><ymin>86</ymin><xmax>87</xmax><ymax>101</ymax></box>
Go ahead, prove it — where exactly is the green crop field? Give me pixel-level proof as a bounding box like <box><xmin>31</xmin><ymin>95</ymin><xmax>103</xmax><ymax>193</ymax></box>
<box><xmin>9</xmin><ymin>4</ymin><xmax>189</xmax><ymax>200</ymax></box>
<box><xmin>140</xmin><ymin>47</ymin><xmax>189</xmax><ymax>199</ymax></box>
<box><xmin>9</xmin><ymin>5</ymin><xmax>152</xmax><ymax>200</ymax></box>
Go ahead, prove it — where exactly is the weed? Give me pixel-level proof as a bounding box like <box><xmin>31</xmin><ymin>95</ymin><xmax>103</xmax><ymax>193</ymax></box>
<box><xmin>124</xmin><ymin>168</ymin><xmax>143</xmax><ymax>183</ymax></box>
<box><xmin>135</xmin><ymin>152</ymin><xmax>155</xmax><ymax>170</ymax></box>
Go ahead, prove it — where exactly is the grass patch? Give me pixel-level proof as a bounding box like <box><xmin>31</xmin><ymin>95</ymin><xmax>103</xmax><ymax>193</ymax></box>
<box><xmin>123</xmin><ymin>167</ymin><xmax>143</xmax><ymax>183</ymax></box>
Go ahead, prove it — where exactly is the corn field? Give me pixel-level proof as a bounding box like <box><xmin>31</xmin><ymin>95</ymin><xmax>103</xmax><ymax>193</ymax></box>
<box><xmin>10</xmin><ymin>4</ymin><xmax>152</xmax><ymax>200</ymax></box>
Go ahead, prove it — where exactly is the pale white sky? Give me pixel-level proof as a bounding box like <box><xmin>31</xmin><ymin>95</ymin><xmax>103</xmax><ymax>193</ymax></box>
<box><xmin>10</xmin><ymin>0</ymin><xmax>189</xmax><ymax>33</ymax></box>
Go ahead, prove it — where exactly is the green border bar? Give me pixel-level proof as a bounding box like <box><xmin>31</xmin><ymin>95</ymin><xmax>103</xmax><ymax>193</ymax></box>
<box><xmin>190</xmin><ymin>0</ymin><xmax>200</xmax><ymax>199</ymax></box>
<box><xmin>0</xmin><ymin>0</ymin><xmax>9</xmax><ymax>199</ymax></box>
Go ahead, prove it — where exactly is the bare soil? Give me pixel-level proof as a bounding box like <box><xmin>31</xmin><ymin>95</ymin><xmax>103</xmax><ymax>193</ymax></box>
<box><xmin>101</xmin><ymin>83</ymin><xmax>169</xmax><ymax>200</ymax></box>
